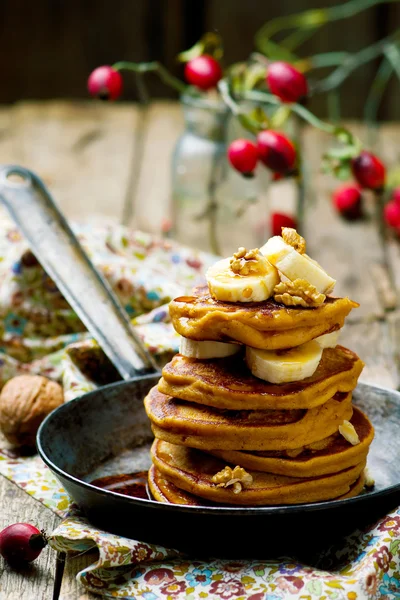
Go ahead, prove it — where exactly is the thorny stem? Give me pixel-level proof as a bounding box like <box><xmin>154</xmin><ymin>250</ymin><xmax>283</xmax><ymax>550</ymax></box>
<box><xmin>112</xmin><ymin>61</ymin><xmax>187</xmax><ymax>94</ymax></box>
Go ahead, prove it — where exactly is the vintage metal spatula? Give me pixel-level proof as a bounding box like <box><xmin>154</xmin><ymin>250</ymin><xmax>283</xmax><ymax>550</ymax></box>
<box><xmin>0</xmin><ymin>165</ymin><xmax>159</xmax><ymax>380</ymax></box>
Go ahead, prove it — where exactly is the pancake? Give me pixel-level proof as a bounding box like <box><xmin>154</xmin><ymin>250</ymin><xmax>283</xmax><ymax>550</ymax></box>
<box><xmin>145</xmin><ymin>387</ymin><xmax>353</xmax><ymax>451</ymax></box>
<box><xmin>150</xmin><ymin>439</ymin><xmax>365</xmax><ymax>505</ymax></box>
<box><xmin>169</xmin><ymin>285</ymin><xmax>358</xmax><ymax>350</ymax></box>
<box><xmin>159</xmin><ymin>346</ymin><xmax>364</xmax><ymax>410</ymax></box>
<box><xmin>209</xmin><ymin>407</ymin><xmax>373</xmax><ymax>477</ymax></box>
<box><xmin>149</xmin><ymin>465</ymin><xmax>366</xmax><ymax>506</ymax></box>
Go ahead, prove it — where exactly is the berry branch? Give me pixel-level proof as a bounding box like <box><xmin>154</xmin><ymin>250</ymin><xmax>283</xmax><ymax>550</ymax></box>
<box><xmin>112</xmin><ymin>61</ymin><xmax>187</xmax><ymax>94</ymax></box>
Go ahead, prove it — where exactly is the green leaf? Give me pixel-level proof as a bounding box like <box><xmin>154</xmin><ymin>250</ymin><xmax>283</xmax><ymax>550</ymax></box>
<box><xmin>243</xmin><ymin>63</ymin><xmax>267</xmax><ymax>91</ymax></box>
<box><xmin>390</xmin><ymin>539</ymin><xmax>400</xmax><ymax>554</ymax></box>
<box><xmin>334</xmin><ymin>162</ymin><xmax>352</xmax><ymax>181</ymax></box>
<box><xmin>249</xmin><ymin>106</ymin><xmax>270</xmax><ymax>128</ymax></box>
<box><xmin>178</xmin><ymin>32</ymin><xmax>223</xmax><ymax>63</ymax></box>
<box><xmin>270</xmin><ymin>106</ymin><xmax>292</xmax><ymax>128</ymax></box>
<box><xmin>325</xmin><ymin>145</ymin><xmax>358</xmax><ymax>160</ymax></box>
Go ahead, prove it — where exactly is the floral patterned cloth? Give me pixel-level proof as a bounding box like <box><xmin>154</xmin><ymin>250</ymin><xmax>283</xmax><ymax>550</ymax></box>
<box><xmin>0</xmin><ymin>213</ymin><xmax>399</xmax><ymax>599</ymax></box>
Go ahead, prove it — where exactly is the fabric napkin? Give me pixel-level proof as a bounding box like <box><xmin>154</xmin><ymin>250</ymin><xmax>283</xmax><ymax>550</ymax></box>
<box><xmin>0</xmin><ymin>213</ymin><xmax>399</xmax><ymax>599</ymax></box>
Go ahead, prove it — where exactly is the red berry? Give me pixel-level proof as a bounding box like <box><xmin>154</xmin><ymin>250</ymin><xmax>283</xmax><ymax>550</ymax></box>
<box><xmin>87</xmin><ymin>66</ymin><xmax>123</xmax><ymax>101</ymax></box>
<box><xmin>351</xmin><ymin>151</ymin><xmax>386</xmax><ymax>190</ymax></box>
<box><xmin>0</xmin><ymin>523</ymin><xmax>47</xmax><ymax>565</ymax></box>
<box><xmin>267</xmin><ymin>62</ymin><xmax>308</xmax><ymax>104</ymax></box>
<box><xmin>184</xmin><ymin>55</ymin><xmax>222</xmax><ymax>91</ymax></box>
<box><xmin>227</xmin><ymin>139</ymin><xmax>258</xmax><ymax>177</ymax></box>
<box><xmin>384</xmin><ymin>200</ymin><xmax>400</xmax><ymax>229</ymax></box>
<box><xmin>271</xmin><ymin>212</ymin><xmax>297</xmax><ymax>236</ymax></box>
<box><xmin>332</xmin><ymin>184</ymin><xmax>363</xmax><ymax>220</ymax></box>
<box><xmin>391</xmin><ymin>187</ymin><xmax>400</xmax><ymax>207</ymax></box>
<box><xmin>257</xmin><ymin>130</ymin><xmax>297</xmax><ymax>173</ymax></box>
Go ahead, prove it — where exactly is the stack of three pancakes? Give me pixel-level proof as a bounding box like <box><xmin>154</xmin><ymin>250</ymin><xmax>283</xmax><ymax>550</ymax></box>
<box><xmin>145</xmin><ymin>283</ymin><xmax>374</xmax><ymax>507</ymax></box>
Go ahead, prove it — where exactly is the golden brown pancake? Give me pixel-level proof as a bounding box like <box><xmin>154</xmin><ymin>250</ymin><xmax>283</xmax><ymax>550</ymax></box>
<box><xmin>169</xmin><ymin>285</ymin><xmax>358</xmax><ymax>350</ymax></box>
<box><xmin>149</xmin><ymin>465</ymin><xmax>366</xmax><ymax>506</ymax></box>
<box><xmin>209</xmin><ymin>407</ymin><xmax>373</xmax><ymax>477</ymax></box>
<box><xmin>159</xmin><ymin>346</ymin><xmax>364</xmax><ymax>410</ymax></box>
<box><xmin>150</xmin><ymin>439</ymin><xmax>365</xmax><ymax>505</ymax></box>
<box><xmin>149</xmin><ymin>465</ymin><xmax>365</xmax><ymax>507</ymax></box>
<box><xmin>145</xmin><ymin>387</ymin><xmax>353</xmax><ymax>451</ymax></box>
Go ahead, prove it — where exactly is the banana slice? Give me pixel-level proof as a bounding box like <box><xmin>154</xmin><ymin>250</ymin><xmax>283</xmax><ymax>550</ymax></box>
<box><xmin>179</xmin><ymin>337</ymin><xmax>241</xmax><ymax>359</ymax></box>
<box><xmin>261</xmin><ymin>236</ymin><xmax>336</xmax><ymax>294</ymax></box>
<box><xmin>316</xmin><ymin>330</ymin><xmax>340</xmax><ymax>348</ymax></box>
<box><xmin>246</xmin><ymin>340</ymin><xmax>322</xmax><ymax>384</ymax></box>
<box><xmin>206</xmin><ymin>256</ymin><xmax>279</xmax><ymax>303</ymax></box>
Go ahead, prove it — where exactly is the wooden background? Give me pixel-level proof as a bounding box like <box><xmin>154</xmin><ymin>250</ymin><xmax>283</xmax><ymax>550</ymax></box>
<box><xmin>2</xmin><ymin>0</ymin><xmax>400</xmax><ymax>118</ymax></box>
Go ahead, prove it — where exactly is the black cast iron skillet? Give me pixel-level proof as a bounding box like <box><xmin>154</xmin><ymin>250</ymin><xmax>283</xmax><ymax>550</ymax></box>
<box><xmin>1</xmin><ymin>166</ymin><xmax>399</xmax><ymax>559</ymax></box>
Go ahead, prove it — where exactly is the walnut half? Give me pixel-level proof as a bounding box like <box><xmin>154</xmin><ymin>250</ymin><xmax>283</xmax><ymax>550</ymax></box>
<box><xmin>230</xmin><ymin>247</ymin><xmax>268</xmax><ymax>276</ymax></box>
<box><xmin>212</xmin><ymin>465</ymin><xmax>253</xmax><ymax>494</ymax></box>
<box><xmin>282</xmin><ymin>228</ymin><xmax>306</xmax><ymax>254</ymax></box>
<box><xmin>274</xmin><ymin>279</ymin><xmax>326</xmax><ymax>308</ymax></box>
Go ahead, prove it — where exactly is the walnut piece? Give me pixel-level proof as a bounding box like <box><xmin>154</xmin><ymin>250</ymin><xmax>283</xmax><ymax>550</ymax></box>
<box><xmin>230</xmin><ymin>247</ymin><xmax>268</xmax><ymax>276</ymax></box>
<box><xmin>212</xmin><ymin>465</ymin><xmax>253</xmax><ymax>494</ymax></box>
<box><xmin>282</xmin><ymin>228</ymin><xmax>306</xmax><ymax>254</ymax></box>
<box><xmin>364</xmin><ymin>467</ymin><xmax>375</xmax><ymax>488</ymax></box>
<box><xmin>274</xmin><ymin>279</ymin><xmax>326</xmax><ymax>308</ymax></box>
<box><xmin>338</xmin><ymin>420</ymin><xmax>360</xmax><ymax>446</ymax></box>
<box><xmin>0</xmin><ymin>375</ymin><xmax>64</xmax><ymax>447</ymax></box>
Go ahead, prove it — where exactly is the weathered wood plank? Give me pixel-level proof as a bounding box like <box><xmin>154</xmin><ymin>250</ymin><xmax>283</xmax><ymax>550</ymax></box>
<box><xmin>59</xmin><ymin>551</ymin><xmax>99</xmax><ymax>600</ymax></box>
<box><xmin>0</xmin><ymin>475</ymin><xmax>60</xmax><ymax>600</ymax></box>
<box><xmin>0</xmin><ymin>101</ymin><xmax>139</xmax><ymax>225</ymax></box>
<box><xmin>132</xmin><ymin>101</ymin><xmax>183</xmax><ymax>233</ymax></box>
<box><xmin>302</xmin><ymin>125</ymin><xmax>388</xmax><ymax>320</ymax></box>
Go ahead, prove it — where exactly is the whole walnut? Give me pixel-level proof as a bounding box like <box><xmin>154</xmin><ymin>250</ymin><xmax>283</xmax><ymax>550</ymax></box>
<box><xmin>0</xmin><ymin>375</ymin><xmax>64</xmax><ymax>447</ymax></box>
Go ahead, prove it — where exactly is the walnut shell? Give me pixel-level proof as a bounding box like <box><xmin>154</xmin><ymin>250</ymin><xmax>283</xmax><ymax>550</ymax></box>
<box><xmin>0</xmin><ymin>375</ymin><xmax>64</xmax><ymax>447</ymax></box>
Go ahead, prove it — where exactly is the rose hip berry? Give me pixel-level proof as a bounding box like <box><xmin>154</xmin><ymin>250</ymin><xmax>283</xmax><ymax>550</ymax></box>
<box><xmin>184</xmin><ymin>55</ymin><xmax>222</xmax><ymax>90</ymax></box>
<box><xmin>384</xmin><ymin>201</ymin><xmax>400</xmax><ymax>229</ymax></box>
<box><xmin>228</xmin><ymin>139</ymin><xmax>258</xmax><ymax>177</ymax></box>
<box><xmin>267</xmin><ymin>62</ymin><xmax>308</xmax><ymax>104</ymax></box>
<box><xmin>0</xmin><ymin>523</ymin><xmax>47</xmax><ymax>565</ymax></box>
<box><xmin>333</xmin><ymin>184</ymin><xmax>363</xmax><ymax>220</ymax></box>
<box><xmin>351</xmin><ymin>151</ymin><xmax>386</xmax><ymax>190</ymax></box>
<box><xmin>271</xmin><ymin>212</ymin><xmax>297</xmax><ymax>236</ymax></box>
<box><xmin>257</xmin><ymin>131</ymin><xmax>297</xmax><ymax>173</ymax></box>
<box><xmin>391</xmin><ymin>187</ymin><xmax>400</xmax><ymax>206</ymax></box>
<box><xmin>87</xmin><ymin>66</ymin><xmax>123</xmax><ymax>101</ymax></box>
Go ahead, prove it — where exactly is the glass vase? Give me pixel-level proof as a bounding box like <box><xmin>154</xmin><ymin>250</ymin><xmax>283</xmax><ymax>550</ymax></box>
<box><xmin>171</xmin><ymin>93</ymin><xmax>271</xmax><ymax>256</ymax></box>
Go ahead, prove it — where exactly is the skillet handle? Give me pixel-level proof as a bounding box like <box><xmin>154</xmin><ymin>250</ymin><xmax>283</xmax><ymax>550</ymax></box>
<box><xmin>0</xmin><ymin>165</ymin><xmax>158</xmax><ymax>380</ymax></box>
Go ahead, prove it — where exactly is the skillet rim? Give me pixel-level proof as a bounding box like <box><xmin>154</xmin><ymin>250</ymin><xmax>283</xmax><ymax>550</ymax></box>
<box><xmin>36</xmin><ymin>379</ymin><xmax>400</xmax><ymax>517</ymax></box>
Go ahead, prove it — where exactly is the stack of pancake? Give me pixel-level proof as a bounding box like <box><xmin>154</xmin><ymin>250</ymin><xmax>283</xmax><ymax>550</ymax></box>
<box><xmin>145</xmin><ymin>229</ymin><xmax>374</xmax><ymax>506</ymax></box>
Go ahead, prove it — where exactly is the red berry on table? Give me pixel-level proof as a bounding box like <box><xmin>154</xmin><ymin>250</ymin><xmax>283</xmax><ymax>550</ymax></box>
<box><xmin>384</xmin><ymin>200</ymin><xmax>400</xmax><ymax>229</ymax></box>
<box><xmin>227</xmin><ymin>139</ymin><xmax>258</xmax><ymax>177</ymax></box>
<box><xmin>184</xmin><ymin>55</ymin><xmax>222</xmax><ymax>91</ymax></box>
<box><xmin>87</xmin><ymin>66</ymin><xmax>123</xmax><ymax>101</ymax></box>
<box><xmin>266</xmin><ymin>62</ymin><xmax>308</xmax><ymax>104</ymax></box>
<box><xmin>351</xmin><ymin>151</ymin><xmax>386</xmax><ymax>190</ymax></box>
<box><xmin>271</xmin><ymin>212</ymin><xmax>297</xmax><ymax>236</ymax></box>
<box><xmin>257</xmin><ymin>130</ymin><xmax>297</xmax><ymax>173</ymax></box>
<box><xmin>332</xmin><ymin>184</ymin><xmax>363</xmax><ymax>220</ymax></box>
<box><xmin>0</xmin><ymin>523</ymin><xmax>47</xmax><ymax>565</ymax></box>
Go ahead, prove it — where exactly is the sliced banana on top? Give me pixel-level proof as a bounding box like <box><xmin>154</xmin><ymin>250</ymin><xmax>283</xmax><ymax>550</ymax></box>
<box><xmin>261</xmin><ymin>235</ymin><xmax>336</xmax><ymax>295</ymax></box>
<box><xmin>206</xmin><ymin>250</ymin><xmax>279</xmax><ymax>303</ymax></box>
<box><xmin>315</xmin><ymin>330</ymin><xmax>340</xmax><ymax>348</ymax></box>
<box><xmin>246</xmin><ymin>340</ymin><xmax>323</xmax><ymax>384</ymax></box>
<box><xmin>179</xmin><ymin>337</ymin><xmax>241</xmax><ymax>359</ymax></box>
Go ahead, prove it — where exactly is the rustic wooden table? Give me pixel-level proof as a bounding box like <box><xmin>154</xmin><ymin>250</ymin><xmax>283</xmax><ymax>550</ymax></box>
<box><xmin>0</xmin><ymin>101</ymin><xmax>399</xmax><ymax>599</ymax></box>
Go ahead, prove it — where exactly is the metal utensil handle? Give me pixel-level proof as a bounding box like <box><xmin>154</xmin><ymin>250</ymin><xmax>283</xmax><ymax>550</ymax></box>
<box><xmin>0</xmin><ymin>165</ymin><xmax>158</xmax><ymax>380</ymax></box>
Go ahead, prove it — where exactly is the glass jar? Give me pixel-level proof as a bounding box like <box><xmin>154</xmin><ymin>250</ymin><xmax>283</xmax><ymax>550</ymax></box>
<box><xmin>171</xmin><ymin>93</ymin><xmax>271</xmax><ymax>256</ymax></box>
